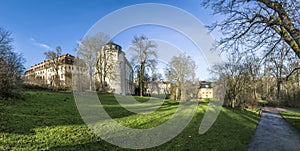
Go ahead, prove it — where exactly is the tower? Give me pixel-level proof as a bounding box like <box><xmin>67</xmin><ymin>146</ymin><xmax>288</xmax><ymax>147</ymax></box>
<box><xmin>96</xmin><ymin>42</ymin><xmax>134</xmax><ymax>94</ymax></box>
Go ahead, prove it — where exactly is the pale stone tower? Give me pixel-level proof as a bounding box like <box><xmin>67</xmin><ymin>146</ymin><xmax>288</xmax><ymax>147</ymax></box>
<box><xmin>96</xmin><ymin>42</ymin><xmax>134</xmax><ymax>94</ymax></box>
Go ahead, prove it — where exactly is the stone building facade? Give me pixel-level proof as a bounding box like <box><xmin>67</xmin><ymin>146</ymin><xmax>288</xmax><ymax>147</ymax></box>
<box><xmin>95</xmin><ymin>42</ymin><xmax>134</xmax><ymax>95</ymax></box>
<box><xmin>145</xmin><ymin>82</ymin><xmax>171</xmax><ymax>95</ymax></box>
<box><xmin>24</xmin><ymin>54</ymin><xmax>76</xmax><ymax>89</ymax></box>
<box><xmin>197</xmin><ymin>81</ymin><xmax>213</xmax><ymax>99</ymax></box>
<box><xmin>25</xmin><ymin>43</ymin><xmax>134</xmax><ymax>94</ymax></box>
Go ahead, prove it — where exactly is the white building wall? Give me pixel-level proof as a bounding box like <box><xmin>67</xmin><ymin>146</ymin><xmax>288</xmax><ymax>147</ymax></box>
<box><xmin>96</xmin><ymin>43</ymin><xmax>134</xmax><ymax>95</ymax></box>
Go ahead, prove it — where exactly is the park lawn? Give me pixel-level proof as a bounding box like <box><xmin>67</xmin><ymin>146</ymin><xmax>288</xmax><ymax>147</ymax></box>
<box><xmin>0</xmin><ymin>91</ymin><xmax>260</xmax><ymax>150</ymax></box>
<box><xmin>280</xmin><ymin>110</ymin><xmax>300</xmax><ymax>132</ymax></box>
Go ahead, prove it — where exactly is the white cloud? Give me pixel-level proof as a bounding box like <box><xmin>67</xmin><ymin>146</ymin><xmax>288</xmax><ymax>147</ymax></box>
<box><xmin>29</xmin><ymin>37</ymin><xmax>51</xmax><ymax>50</ymax></box>
<box><xmin>39</xmin><ymin>44</ymin><xmax>51</xmax><ymax>50</ymax></box>
<box><xmin>29</xmin><ymin>37</ymin><xmax>35</xmax><ymax>41</ymax></box>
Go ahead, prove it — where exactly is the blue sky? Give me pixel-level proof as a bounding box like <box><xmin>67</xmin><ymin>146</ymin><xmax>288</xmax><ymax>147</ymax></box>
<box><xmin>0</xmin><ymin>0</ymin><xmax>223</xmax><ymax>80</ymax></box>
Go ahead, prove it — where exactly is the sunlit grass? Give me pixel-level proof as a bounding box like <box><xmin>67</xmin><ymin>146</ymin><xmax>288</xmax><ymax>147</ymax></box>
<box><xmin>0</xmin><ymin>91</ymin><xmax>260</xmax><ymax>150</ymax></box>
<box><xmin>280</xmin><ymin>110</ymin><xmax>300</xmax><ymax>132</ymax></box>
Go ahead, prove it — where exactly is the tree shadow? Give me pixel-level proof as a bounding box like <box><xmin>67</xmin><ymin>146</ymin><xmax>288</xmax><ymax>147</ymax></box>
<box><xmin>47</xmin><ymin>106</ymin><xmax>260</xmax><ymax>151</ymax></box>
<box><xmin>98</xmin><ymin>94</ymin><xmax>179</xmax><ymax>119</ymax></box>
<box><xmin>1</xmin><ymin>93</ymin><xmax>83</xmax><ymax>135</ymax></box>
<box><xmin>48</xmin><ymin>141</ymin><xmax>122</xmax><ymax>151</ymax></box>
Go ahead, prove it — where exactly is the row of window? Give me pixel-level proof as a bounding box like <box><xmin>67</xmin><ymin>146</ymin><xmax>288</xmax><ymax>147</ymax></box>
<box><xmin>34</xmin><ymin>65</ymin><xmax>78</xmax><ymax>74</ymax></box>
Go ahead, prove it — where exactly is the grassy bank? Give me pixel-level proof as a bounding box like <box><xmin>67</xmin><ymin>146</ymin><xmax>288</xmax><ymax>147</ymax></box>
<box><xmin>0</xmin><ymin>91</ymin><xmax>260</xmax><ymax>150</ymax></box>
<box><xmin>280</xmin><ymin>110</ymin><xmax>300</xmax><ymax>132</ymax></box>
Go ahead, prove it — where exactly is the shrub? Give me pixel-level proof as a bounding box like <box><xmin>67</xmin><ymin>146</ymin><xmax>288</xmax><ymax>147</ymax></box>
<box><xmin>0</xmin><ymin>27</ymin><xmax>25</xmax><ymax>100</ymax></box>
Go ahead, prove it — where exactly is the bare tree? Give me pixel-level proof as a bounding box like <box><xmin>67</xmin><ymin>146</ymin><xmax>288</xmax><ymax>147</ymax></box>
<box><xmin>0</xmin><ymin>27</ymin><xmax>25</xmax><ymax>99</ymax></box>
<box><xmin>243</xmin><ymin>54</ymin><xmax>261</xmax><ymax>102</ymax></box>
<box><xmin>203</xmin><ymin>0</ymin><xmax>300</xmax><ymax>59</ymax></box>
<box><xmin>211</xmin><ymin>52</ymin><xmax>262</xmax><ymax>108</ymax></box>
<box><xmin>76</xmin><ymin>33</ymin><xmax>109</xmax><ymax>91</ymax></box>
<box><xmin>130</xmin><ymin>35</ymin><xmax>157</xmax><ymax>96</ymax></box>
<box><xmin>265</xmin><ymin>42</ymin><xmax>294</xmax><ymax>99</ymax></box>
<box><xmin>44</xmin><ymin>46</ymin><xmax>62</xmax><ymax>90</ymax></box>
<box><xmin>96</xmin><ymin>42</ymin><xmax>115</xmax><ymax>92</ymax></box>
<box><xmin>214</xmin><ymin>53</ymin><xmax>245</xmax><ymax>107</ymax></box>
<box><xmin>64</xmin><ymin>71</ymin><xmax>72</xmax><ymax>89</ymax></box>
<box><xmin>283</xmin><ymin>56</ymin><xmax>300</xmax><ymax>104</ymax></box>
<box><xmin>165</xmin><ymin>53</ymin><xmax>196</xmax><ymax>101</ymax></box>
<box><xmin>203</xmin><ymin>0</ymin><xmax>300</xmax><ymax>107</ymax></box>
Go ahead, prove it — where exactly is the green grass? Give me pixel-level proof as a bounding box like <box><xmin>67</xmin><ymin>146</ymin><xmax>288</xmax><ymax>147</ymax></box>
<box><xmin>258</xmin><ymin>100</ymin><xmax>268</xmax><ymax>103</ymax></box>
<box><xmin>280</xmin><ymin>110</ymin><xmax>300</xmax><ymax>132</ymax></box>
<box><xmin>200</xmin><ymin>98</ymin><xmax>211</xmax><ymax>103</ymax></box>
<box><xmin>0</xmin><ymin>91</ymin><xmax>260</xmax><ymax>150</ymax></box>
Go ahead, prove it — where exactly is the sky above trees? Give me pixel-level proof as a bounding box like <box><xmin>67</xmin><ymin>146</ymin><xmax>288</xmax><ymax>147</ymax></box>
<box><xmin>0</xmin><ymin>0</ymin><xmax>221</xmax><ymax>80</ymax></box>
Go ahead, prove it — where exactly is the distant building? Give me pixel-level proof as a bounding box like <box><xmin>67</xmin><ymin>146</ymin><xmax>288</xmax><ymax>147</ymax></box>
<box><xmin>145</xmin><ymin>81</ymin><xmax>171</xmax><ymax>95</ymax></box>
<box><xmin>198</xmin><ymin>81</ymin><xmax>213</xmax><ymax>99</ymax></box>
<box><xmin>24</xmin><ymin>54</ymin><xmax>76</xmax><ymax>89</ymax></box>
<box><xmin>95</xmin><ymin>42</ymin><xmax>134</xmax><ymax>95</ymax></box>
<box><xmin>24</xmin><ymin>42</ymin><xmax>134</xmax><ymax>94</ymax></box>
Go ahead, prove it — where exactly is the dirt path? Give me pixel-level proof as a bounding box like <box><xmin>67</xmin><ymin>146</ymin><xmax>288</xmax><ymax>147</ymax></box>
<box><xmin>247</xmin><ymin>107</ymin><xmax>300</xmax><ymax>151</ymax></box>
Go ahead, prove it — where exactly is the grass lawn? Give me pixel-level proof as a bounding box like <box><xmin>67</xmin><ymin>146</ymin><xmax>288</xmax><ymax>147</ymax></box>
<box><xmin>0</xmin><ymin>91</ymin><xmax>260</xmax><ymax>150</ymax></box>
<box><xmin>280</xmin><ymin>110</ymin><xmax>300</xmax><ymax>132</ymax></box>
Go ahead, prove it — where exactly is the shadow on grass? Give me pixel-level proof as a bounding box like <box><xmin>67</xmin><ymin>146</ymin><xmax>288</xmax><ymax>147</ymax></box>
<box><xmin>1</xmin><ymin>91</ymin><xmax>260</xmax><ymax>150</ymax></box>
<box><xmin>48</xmin><ymin>141</ymin><xmax>120</xmax><ymax>151</ymax></box>
<box><xmin>150</xmin><ymin>107</ymin><xmax>260</xmax><ymax>151</ymax></box>
<box><xmin>0</xmin><ymin>91</ymin><xmax>84</xmax><ymax>135</ymax></box>
<box><xmin>0</xmin><ymin>92</ymin><xmax>179</xmax><ymax>135</ymax></box>
<box><xmin>280</xmin><ymin>110</ymin><xmax>300</xmax><ymax>132</ymax></box>
<box><xmin>98</xmin><ymin>94</ymin><xmax>179</xmax><ymax>119</ymax></box>
<box><xmin>48</xmin><ymin>106</ymin><xmax>260</xmax><ymax>151</ymax></box>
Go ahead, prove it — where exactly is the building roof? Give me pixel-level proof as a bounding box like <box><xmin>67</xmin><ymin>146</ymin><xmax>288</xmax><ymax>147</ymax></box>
<box><xmin>198</xmin><ymin>81</ymin><xmax>212</xmax><ymax>89</ymax></box>
<box><xmin>25</xmin><ymin>53</ymin><xmax>75</xmax><ymax>73</ymax></box>
<box><xmin>101</xmin><ymin>42</ymin><xmax>123</xmax><ymax>54</ymax></box>
<box><xmin>106</xmin><ymin>41</ymin><xmax>120</xmax><ymax>46</ymax></box>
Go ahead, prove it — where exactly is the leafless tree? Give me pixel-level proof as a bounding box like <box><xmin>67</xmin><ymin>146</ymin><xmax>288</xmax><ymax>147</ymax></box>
<box><xmin>203</xmin><ymin>0</ymin><xmax>300</xmax><ymax>59</ymax></box>
<box><xmin>165</xmin><ymin>53</ymin><xmax>196</xmax><ymax>101</ymax></box>
<box><xmin>96</xmin><ymin>42</ymin><xmax>115</xmax><ymax>92</ymax></box>
<box><xmin>0</xmin><ymin>27</ymin><xmax>25</xmax><ymax>99</ymax></box>
<box><xmin>64</xmin><ymin>71</ymin><xmax>72</xmax><ymax>89</ymax></box>
<box><xmin>265</xmin><ymin>42</ymin><xmax>295</xmax><ymax>99</ymax></box>
<box><xmin>76</xmin><ymin>33</ymin><xmax>109</xmax><ymax>91</ymax></box>
<box><xmin>44</xmin><ymin>46</ymin><xmax>62</xmax><ymax>90</ymax></box>
<box><xmin>130</xmin><ymin>35</ymin><xmax>157</xmax><ymax>96</ymax></box>
<box><xmin>211</xmin><ymin>52</ymin><xmax>262</xmax><ymax>108</ymax></box>
<box><xmin>203</xmin><ymin>0</ymin><xmax>300</xmax><ymax>107</ymax></box>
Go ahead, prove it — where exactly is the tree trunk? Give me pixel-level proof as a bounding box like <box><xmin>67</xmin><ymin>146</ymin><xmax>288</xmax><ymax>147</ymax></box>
<box><xmin>89</xmin><ymin>77</ymin><xmax>92</xmax><ymax>91</ymax></box>
<box><xmin>181</xmin><ymin>86</ymin><xmax>186</xmax><ymax>101</ymax></box>
<box><xmin>139</xmin><ymin>63</ymin><xmax>144</xmax><ymax>97</ymax></box>
<box><xmin>175</xmin><ymin>86</ymin><xmax>179</xmax><ymax>100</ymax></box>
<box><xmin>276</xmin><ymin>80</ymin><xmax>281</xmax><ymax>100</ymax></box>
<box><xmin>257</xmin><ymin>0</ymin><xmax>300</xmax><ymax>59</ymax></box>
<box><xmin>231</xmin><ymin>99</ymin><xmax>235</xmax><ymax>108</ymax></box>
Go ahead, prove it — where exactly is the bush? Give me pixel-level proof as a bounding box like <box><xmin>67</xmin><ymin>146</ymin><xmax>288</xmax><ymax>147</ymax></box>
<box><xmin>201</xmin><ymin>98</ymin><xmax>211</xmax><ymax>103</ymax></box>
<box><xmin>0</xmin><ymin>27</ymin><xmax>25</xmax><ymax>100</ymax></box>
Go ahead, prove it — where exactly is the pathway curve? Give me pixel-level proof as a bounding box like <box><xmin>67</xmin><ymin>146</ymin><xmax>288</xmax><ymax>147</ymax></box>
<box><xmin>247</xmin><ymin>107</ymin><xmax>300</xmax><ymax>151</ymax></box>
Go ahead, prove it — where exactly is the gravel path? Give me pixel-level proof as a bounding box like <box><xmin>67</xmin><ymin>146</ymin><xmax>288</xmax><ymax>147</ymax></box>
<box><xmin>247</xmin><ymin>107</ymin><xmax>300</xmax><ymax>151</ymax></box>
